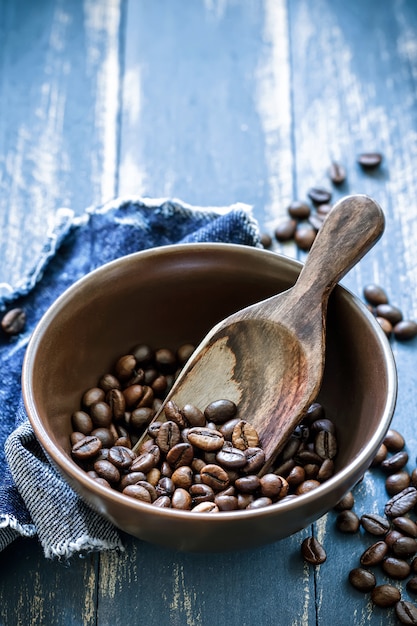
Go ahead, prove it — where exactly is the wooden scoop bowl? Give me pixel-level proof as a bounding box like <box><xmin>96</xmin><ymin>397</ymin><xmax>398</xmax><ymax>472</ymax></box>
<box><xmin>138</xmin><ymin>195</ymin><xmax>385</xmax><ymax>472</ymax></box>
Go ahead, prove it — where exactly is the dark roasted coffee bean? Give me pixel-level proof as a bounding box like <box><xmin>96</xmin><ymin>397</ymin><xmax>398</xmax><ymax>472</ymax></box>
<box><xmin>360</xmin><ymin>513</ymin><xmax>390</xmax><ymax>536</ymax></box>
<box><xmin>295</xmin><ymin>479</ymin><xmax>320</xmax><ymax>495</ymax></box>
<box><xmin>274</xmin><ymin>459</ymin><xmax>296</xmax><ymax>478</ymax></box>
<box><xmin>130</xmin><ymin>344</ymin><xmax>153</xmax><ymax>366</ymax></box>
<box><xmin>395</xmin><ymin>600</ymin><xmax>417</xmax><ymax>625</ymax></box>
<box><xmin>151</xmin><ymin>375</ymin><xmax>168</xmax><ymax>395</ymax></box>
<box><xmin>294</xmin><ymin>224</ymin><xmax>316</xmax><ymax>251</ymax></box>
<box><xmin>287</xmin><ymin>200</ymin><xmax>311</xmax><ymax>219</ymax></box>
<box><xmin>90</xmin><ymin>401</ymin><xmax>112</xmax><ymax>428</ymax></box>
<box><xmin>181</xmin><ymin>404</ymin><xmax>205</xmax><ymax>427</ymax></box>
<box><xmin>91</xmin><ymin>427</ymin><xmax>115</xmax><ymax>448</ymax></box>
<box><xmin>304</xmin><ymin>463</ymin><xmax>319</xmax><ymax>479</ymax></box>
<box><xmin>348</xmin><ymin>567</ymin><xmax>376</xmax><ymax>592</ymax></box>
<box><xmin>164</xmin><ymin>400</ymin><xmax>187</xmax><ymax>429</ymax></box>
<box><xmin>82</xmin><ymin>387</ymin><xmax>106</xmax><ymax>408</ymax></box>
<box><xmin>94</xmin><ymin>459</ymin><xmax>120</xmax><ymax>484</ymax></box>
<box><xmin>381</xmin><ymin>450</ymin><xmax>408</xmax><ymax>473</ymax></box>
<box><xmin>130</xmin><ymin>445</ymin><xmax>160</xmax><ymax>473</ymax></box>
<box><xmin>72</xmin><ymin>435</ymin><xmax>102</xmax><ymax>460</ymax></box>
<box><xmin>315</xmin><ymin>430</ymin><xmax>337</xmax><ymax>459</ymax></box>
<box><xmin>307</xmin><ymin>187</ymin><xmax>332</xmax><ymax>205</ymax></box>
<box><xmin>360</xmin><ymin>541</ymin><xmax>388</xmax><ymax>567</ymax></box>
<box><xmin>147</xmin><ymin>421</ymin><xmax>162</xmax><ymax>439</ymax></box>
<box><xmin>357</xmin><ymin>152</ymin><xmax>383</xmax><ymax>168</ymax></box>
<box><xmin>393</xmin><ymin>517</ymin><xmax>417</xmax><ymax>537</ymax></box>
<box><xmin>215</xmin><ymin>494</ymin><xmax>238</xmax><ymax>511</ymax></box>
<box><xmin>156</xmin><ymin>421</ymin><xmax>181</xmax><ymax>453</ymax></box>
<box><xmin>122</xmin><ymin>384</ymin><xmax>144</xmax><ymax>409</ymax></box>
<box><xmin>1</xmin><ymin>307</ymin><xmax>26</xmax><ymax>335</ymax></box>
<box><xmin>274</xmin><ymin>218</ymin><xmax>297</xmax><ymax>242</ymax></box>
<box><xmin>188</xmin><ymin>427</ymin><xmax>224</xmax><ymax>452</ymax></box>
<box><xmin>280</xmin><ymin>436</ymin><xmax>301</xmax><ymax>462</ymax></box>
<box><xmin>371</xmin><ymin>584</ymin><xmax>401</xmax><ymax>607</ymax></box>
<box><xmin>154</xmin><ymin>348</ymin><xmax>177</xmax><ymax>373</ymax></box>
<box><xmin>153</xmin><ymin>495</ymin><xmax>171</xmax><ymax>508</ymax></box>
<box><xmin>392</xmin><ymin>536</ymin><xmax>417</xmax><ymax>558</ymax></box>
<box><xmin>309</xmin><ymin>418</ymin><xmax>335</xmax><ymax>435</ymax></box>
<box><xmin>309</xmin><ymin>216</ymin><xmax>323</xmax><ymax>233</ymax></box>
<box><xmin>385</xmin><ymin>529</ymin><xmax>404</xmax><ymax>548</ymax></box>
<box><xmin>123</xmin><ymin>483</ymin><xmax>152</xmax><ymax>503</ymax></box>
<box><xmin>247</xmin><ymin>497</ymin><xmax>272</xmax><ymax>510</ymax></box>
<box><xmin>317</xmin><ymin>459</ymin><xmax>334</xmax><ymax>482</ymax></box>
<box><xmin>129</xmin><ymin>407</ymin><xmax>155</xmax><ymax>431</ymax></box>
<box><xmin>119</xmin><ymin>472</ymin><xmax>147</xmax><ymax>490</ymax></box>
<box><xmin>166</xmin><ymin>442</ymin><xmax>194</xmax><ymax>468</ymax></box>
<box><xmin>171</xmin><ymin>466</ymin><xmax>193</xmax><ymax>489</ymax></box>
<box><xmin>219</xmin><ymin>418</ymin><xmax>241</xmax><ymax>441</ymax></box>
<box><xmin>385</xmin><ymin>487</ymin><xmax>417</xmax><ymax>517</ymax></box>
<box><xmin>260</xmin><ymin>474</ymin><xmax>289</xmax><ymax>499</ymax></box>
<box><xmin>394</xmin><ymin>320</ymin><xmax>417</xmax><ymax>341</ymax></box>
<box><xmin>407</xmin><ymin>578</ymin><xmax>417</xmax><ymax>594</ymax></box>
<box><xmin>235</xmin><ymin>475</ymin><xmax>261</xmax><ymax>494</ymax></box>
<box><xmin>334</xmin><ymin>492</ymin><xmax>355</xmax><ymax>511</ymax></box>
<box><xmin>376</xmin><ymin>303</ymin><xmax>403</xmax><ymax>325</ymax></box>
<box><xmin>301</xmin><ymin>536</ymin><xmax>327</xmax><ymax>565</ymax></box>
<box><xmin>304</xmin><ymin>402</ymin><xmax>325</xmax><ymax>422</ymax></box>
<box><xmin>72</xmin><ymin>411</ymin><xmax>93</xmax><ymax>435</ymax></box>
<box><xmin>216</xmin><ymin>445</ymin><xmax>247</xmax><ymax>469</ymax></box>
<box><xmin>71</xmin><ymin>432</ymin><xmax>86</xmax><ymax>446</ymax></box>
<box><xmin>363</xmin><ymin>284</ymin><xmax>389</xmax><ymax>306</ymax></box>
<box><xmin>232</xmin><ymin>421</ymin><xmax>260</xmax><ymax>450</ymax></box>
<box><xmin>171</xmin><ymin>487</ymin><xmax>192</xmax><ymax>510</ymax></box>
<box><xmin>285</xmin><ymin>465</ymin><xmax>304</xmax><ymax>488</ymax></box>
<box><xmin>337</xmin><ymin>510</ymin><xmax>360</xmax><ymax>534</ymax></box>
<box><xmin>192</xmin><ymin>501</ymin><xmax>219</xmax><ymax>513</ymax></box>
<box><xmin>98</xmin><ymin>373</ymin><xmax>121</xmax><ymax>392</ymax></box>
<box><xmin>377</xmin><ymin>316</ymin><xmax>392</xmax><ymax>336</ymax></box>
<box><xmin>371</xmin><ymin>443</ymin><xmax>388</xmax><ymax>466</ymax></box>
<box><xmin>134</xmin><ymin>480</ymin><xmax>157</xmax><ymax>502</ymax></box>
<box><xmin>328</xmin><ymin>161</ymin><xmax>346</xmax><ymax>185</ymax></box>
<box><xmin>205</xmin><ymin>399</ymin><xmax>237</xmax><ymax>424</ymax></box>
<box><xmin>115</xmin><ymin>354</ymin><xmax>137</xmax><ymax>380</ymax></box>
<box><xmin>384</xmin><ymin>429</ymin><xmax>406</xmax><ymax>452</ymax></box>
<box><xmin>189</xmin><ymin>483</ymin><xmax>215</xmax><ymax>505</ymax></box>
<box><xmin>382</xmin><ymin>556</ymin><xmax>411</xmax><ymax>580</ymax></box>
<box><xmin>237</xmin><ymin>493</ymin><xmax>254</xmax><ymax>509</ymax></box>
<box><xmin>386</xmin><ymin>471</ymin><xmax>411</xmax><ymax>496</ymax></box>
<box><xmin>176</xmin><ymin>343</ymin><xmax>195</xmax><ymax>365</ymax></box>
<box><xmin>106</xmin><ymin>388</ymin><xmax>126</xmax><ymax>420</ymax></box>
<box><xmin>108</xmin><ymin>445</ymin><xmax>135</xmax><ymax>470</ymax></box>
<box><xmin>200</xmin><ymin>464</ymin><xmax>230</xmax><ymax>491</ymax></box>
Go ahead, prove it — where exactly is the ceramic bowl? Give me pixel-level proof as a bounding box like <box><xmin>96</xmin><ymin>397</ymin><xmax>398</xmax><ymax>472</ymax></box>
<box><xmin>23</xmin><ymin>243</ymin><xmax>397</xmax><ymax>551</ymax></box>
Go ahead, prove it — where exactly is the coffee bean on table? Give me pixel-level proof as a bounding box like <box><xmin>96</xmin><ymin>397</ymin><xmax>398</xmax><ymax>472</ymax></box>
<box><xmin>294</xmin><ymin>224</ymin><xmax>317</xmax><ymax>251</ymax></box>
<box><xmin>360</xmin><ymin>513</ymin><xmax>390</xmax><ymax>536</ymax></box>
<box><xmin>391</xmin><ymin>536</ymin><xmax>417</xmax><ymax>559</ymax></box>
<box><xmin>386</xmin><ymin>471</ymin><xmax>411</xmax><ymax>496</ymax></box>
<box><xmin>371</xmin><ymin>584</ymin><xmax>401</xmax><ymax>608</ymax></box>
<box><xmin>363</xmin><ymin>284</ymin><xmax>389</xmax><ymax>306</ymax></box>
<box><xmin>394</xmin><ymin>320</ymin><xmax>417</xmax><ymax>341</ymax></box>
<box><xmin>1</xmin><ymin>307</ymin><xmax>26</xmax><ymax>335</ymax></box>
<box><xmin>384</xmin><ymin>429</ymin><xmax>406</xmax><ymax>452</ymax></box>
<box><xmin>307</xmin><ymin>187</ymin><xmax>332</xmax><ymax>205</ymax></box>
<box><xmin>336</xmin><ymin>510</ymin><xmax>360</xmax><ymax>533</ymax></box>
<box><xmin>360</xmin><ymin>541</ymin><xmax>389</xmax><ymax>566</ymax></box>
<box><xmin>301</xmin><ymin>536</ymin><xmax>327</xmax><ymax>565</ymax></box>
<box><xmin>385</xmin><ymin>487</ymin><xmax>417</xmax><ymax>517</ymax></box>
<box><xmin>407</xmin><ymin>578</ymin><xmax>417</xmax><ymax>594</ymax></box>
<box><xmin>334</xmin><ymin>492</ymin><xmax>355</xmax><ymax>511</ymax></box>
<box><xmin>395</xmin><ymin>600</ymin><xmax>417</xmax><ymax>625</ymax></box>
<box><xmin>393</xmin><ymin>516</ymin><xmax>417</xmax><ymax>537</ymax></box>
<box><xmin>274</xmin><ymin>218</ymin><xmax>297</xmax><ymax>242</ymax></box>
<box><xmin>382</xmin><ymin>556</ymin><xmax>411</xmax><ymax>580</ymax></box>
<box><xmin>287</xmin><ymin>200</ymin><xmax>311</xmax><ymax>219</ymax></box>
<box><xmin>357</xmin><ymin>152</ymin><xmax>383</xmax><ymax>169</ymax></box>
<box><xmin>376</xmin><ymin>303</ymin><xmax>403</xmax><ymax>325</ymax></box>
<box><xmin>328</xmin><ymin>161</ymin><xmax>346</xmax><ymax>185</ymax></box>
<box><xmin>348</xmin><ymin>567</ymin><xmax>376</xmax><ymax>592</ymax></box>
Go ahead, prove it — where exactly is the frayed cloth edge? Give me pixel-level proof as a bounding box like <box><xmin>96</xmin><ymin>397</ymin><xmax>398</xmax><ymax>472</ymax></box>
<box><xmin>0</xmin><ymin>514</ymin><xmax>37</xmax><ymax>551</ymax></box>
<box><xmin>43</xmin><ymin>534</ymin><xmax>125</xmax><ymax>561</ymax></box>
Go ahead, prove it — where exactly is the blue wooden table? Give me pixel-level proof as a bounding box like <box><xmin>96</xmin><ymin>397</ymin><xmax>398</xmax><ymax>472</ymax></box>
<box><xmin>1</xmin><ymin>1</ymin><xmax>417</xmax><ymax>624</ymax></box>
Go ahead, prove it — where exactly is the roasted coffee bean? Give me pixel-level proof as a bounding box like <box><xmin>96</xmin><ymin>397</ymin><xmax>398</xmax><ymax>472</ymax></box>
<box><xmin>377</xmin><ymin>316</ymin><xmax>392</xmax><ymax>336</ymax></box>
<box><xmin>296</xmin><ymin>449</ymin><xmax>323</xmax><ymax>465</ymax></box>
<box><xmin>304</xmin><ymin>463</ymin><xmax>319</xmax><ymax>479</ymax></box>
<box><xmin>200</xmin><ymin>464</ymin><xmax>230</xmax><ymax>491</ymax></box>
<box><xmin>315</xmin><ymin>430</ymin><xmax>337</xmax><ymax>459</ymax></box>
<box><xmin>205</xmin><ymin>399</ymin><xmax>237</xmax><ymax>424</ymax></box>
<box><xmin>386</xmin><ymin>471</ymin><xmax>411</xmax><ymax>496</ymax></box>
<box><xmin>91</xmin><ymin>427</ymin><xmax>115</xmax><ymax>448</ymax></box>
<box><xmin>181</xmin><ymin>404</ymin><xmax>205</xmax><ymax>428</ymax></box>
<box><xmin>147</xmin><ymin>421</ymin><xmax>162</xmax><ymax>439</ymax></box>
<box><xmin>385</xmin><ymin>529</ymin><xmax>404</xmax><ymax>549</ymax></box>
<box><xmin>156</xmin><ymin>421</ymin><xmax>181</xmax><ymax>453</ymax></box>
<box><xmin>108</xmin><ymin>445</ymin><xmax>135</xmax><ymax>470</ymax></box>
<box><xmin>384</xmin><ymin>429</ymin><xmax>405</xmax><ymax>452</ymax></box>
<box><xmin>357</xmin><ymin>152</ymin><xmax>383</xmax><ymax>169</ymax></box>
<box><xmin>363</xmin><ymin>284</ymin><xmax>389</xmax><ymax>306</ymax></box>
<box><xmin>395</xmin><ymin>600</ymin><xmax>417</xmax><ymax>625</ymax></box>
<box><xmin>94</xmin><ymin>459</ymin><xmax>120</xmax><ymax>484</ymax></box>
<box><xmin>294</xmin><ymin>224</ymin><xmax>316</xmax><ymax>251</ymax></box>
<box><xmin>247</xmin><ymin>497</ymin><xmax>273</xmax><ymax>509</ymax></box>
<box><xmin>337</xmin><ymin>510</ymin><xmax>361</xmax><ymax>534</ymax></box>
<box><xmin>215</xmin><ymin>494</ymin><xmax>238</xmax><ymax>511</ymax></box>
<box><xmin>1</xmin><ymin>307</ymin><xmax>26</xmax><ymax>335</ymax></box>
<box><xmin>164</xmin><ymin>400</ymin><xmax>187</xmax><ymax>429</ymax></box>
<box><xmin>189</xmin><ymin>483</ymin><xmax>215</xmax><ymax>505</ymax></box>
<box><xmin>90</xmin><ymin>401</ymin><xmax>113</xmax><ymax>428</ymax></box>
<box><xmin>371</xmin><ymin>443</ymin><xmax>388</xmax><ymax>466</ymax></box>
<box><xmin>122</xmin><ymin>484</ymin><xmax>152</xmax><ymax>503</ymax></box>
<box><xmin>154</xmin><ymin>348</ymin><xmax>177</xmax><ymax>373</ymax></box>
<box><xmin>82</xmin><ymin>387</ymin><xmax>106</xmax><ymax>408</ymax></box>
<box><xmin>334</xmin><ymin>492</ymin><xmax>355</xmax><ymax>511</ymax></box>
<box><xmin>317</xmin><ymin>459</ymin><xmax>334</xmax><ymax>482</ymax></box>
<box><xmin>129</xmin><ymin>407</ymin><xmax>155</xmax><ymax>431</ymax></box>
<box><xmin>232</xmin><ymin>421</ymin><xmax>260</xmax><ymax>450</ymax></box>
<box><xmin>237</xmin><ymin>493</ymin><xmax>254</xmax><ymax>509</ymax></box>
<box><xmin>153</xmin><ymin>495</ymin><xmax>171</xmax><ymax>508</ymax></box>
<box><xmin>260</xmin><ymin>233</ymin><xmax>272</xmax><ymax>248</ymax></box>
<box><xmin>187</xmin><ymin>427</ymin><xmax>224</xmax><ymax>452</ymax></box>
<box><xmin>280</xmin><ymin>436</ymin><xmax>301</xmax><ymax>462</ymax></box>
<box><xmin>371</xmin><ymin>584</ymin><xmax>401</xmax><ymax>607</ymax></box>
<box><xmin>307</xmin><ymin>187</ymin><xmax>332</xmax><ymax>205</ymax></box>
<box><xmin>72</xmin><ymin>435</ymin><xmax>102</xmax><ymax>460</ymax></box>
<box><xmin>348</xmin><ymin>567</ymin><xmax>376</xmax><ymax>592</ymax></box>
<box><xmin>407</xmin><ymin>578</ymin><xmax>417</xmax><ymax>594</ymax></box>
<box><xmin>382</xmin><ymin>556</ymin><xmax>411</xmax><ymax>580</ymax></box>
<box><xmin>310</xmin><ymin>418</ymin><xmax>335</xmax><ymax>435</ymax></box>
<box><xmin>392</xmin><ymin>536</ymin><xmax>417</xmax><ymax>558</ymax></box>
<box><xmin>71</xmin><ymin>432</ymin><xmax>86</xmax><ymax>446</ymax></box>
<box><xmin>106</xmin><ymin>388</ymin><xmax>126</xmax><ymax>420</ymax></box>
<box><xmin>381</xmin><ymin>450</ymin><xmax>409</xmax><ymax>473</ymax></box>
<box><xmin>274</xmin><ymin>459</ymin><xmax>296</xmax><ymax>478</ymax></box>
<box><xmin>122</xmin><ymin>384</ymin><xmax>144</xmax><ymax>409</ymax></box>
<box><xmin>171</xmin><ymin>487</ymin><xmax>192</xmax><ymax>510</ymax></box>
<box><xmin>176</xmin><ymin>343</ymin><xmax>195</xmax><ymax>365</ymax></box>
<box><xmin>376</xmin><ymin>303</ymin><xmax>403</xmax><ymax>325</ymax></box>
<box><xmin>301</xmin><ymin>536</ymin><xmax>327</xmax><ymax>565</ymax></box>
<box><xmin>316</xmin><ymin>203</ymin><xmax>332</xmax><ymax>217</ymax></box>
<box><xmin>393</xmin><ymin>517</ymin><xmax>417</xmax><ymax>537</ymax></box>
<box><xmin>130</xmin><ymin>344</ymin><xmax>153</xmax><ymax>366</ymax></box>
<box><xmin>130</xmin><ymin>445</ymin><xmax>160</xmax><ymax>473</ymax></box>
<box><xmin>220</xmin><ymin>418</ymin><xmax>241</xmax><ymax>441</ymax></box>
<box><xmin>235</xmin><ymin>475</ymin><xmax>261</xmax><ymax>494</ymax></box>
<box><xmin>296</xmin><ymin>479</ymin><xmax>320</xmax><ymax>495</ymax></box>
<box><xmin>394</xmin><ymin>320</ymin><xmax>417</xmax><ymax>341</ymax></box>
<box><xmin>274</xmin><ymin>218</ymin><xmax>297</xmax><ymax>242</ymax></box>
<box><xmin>385</xmin><ymin>487</ymin><xmax>417</xmax><ymax>517</ymax></box>
<box><xmin>360</xmin><ymin>513</ymin><xmax>390</xmax><ymax>536</ymax></box>
<box><xmin>120</xmin><ymin>471</ymin><xmax>147</xmax><ymax>490</ymax></box>
<box><xmin>166</xmin><ymin>442</ymin><xmax>194</xmax><ymax>468</ymax></box>
<box><xmin>309</xmin><ymin>214</ymin><xmax>324</xmax><ymax>232</ymax></box>
<box><xmin>114</xmin><ymin>354</ymin><xmax>137</xmax><ymax>380</ymax></box>
<box><xmin>216</xmin><ymin>445</ymin><xmax>247</xmax><ymax>469</ymax></box>
<box><xmin>260</xmin><ymin>474</ymin><xmax>289</xmax><ymax>499</ymax></box>
<box><xmin>193</xmin><ymin>502</ymin><xmax>219</xmax><ymax>513</ymax></box>
<box><xmin>98</xmin><ymin>373</ymin><xmax>121</xmax><ymax>392</ymax></box>
<box><xmin>287</xmin><ymin>200</ymin><xmax>311</xmax><ymax>219</ymax></box>
<box><xmin>328</xmin><ymin>161</ymin><xmax>346</xmax><ymax>185</ymax></box>
<box><xmin>72</xmin><ymin>411</ymin><xmax>93</xmax><ymax>435</ymax></box>
<box><xmin>170</xmin><ymin>466</ymin><xmax>193</xmax><ymax>489</ymax></box>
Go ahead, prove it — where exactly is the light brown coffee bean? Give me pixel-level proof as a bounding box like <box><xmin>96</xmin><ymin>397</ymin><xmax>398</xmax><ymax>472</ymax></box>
<box><xmin>156</xmin><ymin>421</ymin><xmax>181</xmax><ymax>453</ymax></box>
<box><xmin>188</xmin><ymin>427</ymin><xmax>224</xmax><ymax>452</ymax></box>
<box><xmin>192</xmin><ymin>502</ymin><xmax>219</xmax><ymax>513</ymax></box>
<box><xmin>348</xmin><ymin>567</ymin><xmax>376</xmax><ymax>592</ymax></box>
<box><xmin>171</xmin><ymin>488</ymin><xmax>192</xmax><ymax>510</ymax></box>
<box><xmin>166</xmin><ymin>443</ymin><xmax>194</xmax><ymax>469</ymax></box>
<box><xmin>123</xmin><ymin>484</ymin><xmax>152</xmax><ymax>503</ymax></box>
<box><xmin>200</xmin><ymin>464</ymin><xmax>230</xmax><ymax>491</ymax></box>
<box><xmin>1</xmin><ymin>307</ymin><xmax>26</xmax><ymax>335</ymax></box>
<box><xmin>371</xmin><ymin>584</ymin><xmax>401</xmax><ymax>607</ymax></box>
<box><xmin>232</xmin><ymin>421</ymin><xmax>260</xmax><ymax>450</ymax></box>
<box><xmin>382</xmin><ymin>557</ymin><xmax>411</xmax><ymax>580</ymax></box>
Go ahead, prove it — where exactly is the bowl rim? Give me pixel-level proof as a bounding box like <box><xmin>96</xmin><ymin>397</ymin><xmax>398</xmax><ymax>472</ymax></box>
<box><xmin>22</xmin><ymin>242</ymin><xmax>398</xmax><ymax>523</ymax></box>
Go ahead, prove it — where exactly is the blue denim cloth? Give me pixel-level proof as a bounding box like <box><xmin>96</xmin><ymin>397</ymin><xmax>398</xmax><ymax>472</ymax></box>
<box><xmin>0</xmin><ymin>197</ymin><xmax>261</xmax><ymax>559</ymax></box>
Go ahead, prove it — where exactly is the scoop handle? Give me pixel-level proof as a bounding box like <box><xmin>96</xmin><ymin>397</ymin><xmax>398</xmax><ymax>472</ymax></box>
<box><xmin>292</xmin><ymin>194</ymin><xmax>385</xmax><ymax>303</ymax></box>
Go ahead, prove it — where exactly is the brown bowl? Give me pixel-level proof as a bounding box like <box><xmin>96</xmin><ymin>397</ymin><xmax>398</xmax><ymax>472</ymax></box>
<box><xmin>22</xmin><ymin>243</ymin><xmax>397</xmax><ymax>551</ymax></box>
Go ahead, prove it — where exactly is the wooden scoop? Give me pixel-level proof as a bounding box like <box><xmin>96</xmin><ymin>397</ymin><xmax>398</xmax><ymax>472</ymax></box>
<box><xmin>137</xmin><ymin>195</ymin><xmax>384</xmax><ymax>472</ymax></box>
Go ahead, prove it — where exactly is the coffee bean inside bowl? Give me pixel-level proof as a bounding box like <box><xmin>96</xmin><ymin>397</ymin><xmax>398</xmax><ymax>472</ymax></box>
<box><xmin>70</xmin><ymin>343</ymin><xmax>339</xmax><ymax>512</ymax></box>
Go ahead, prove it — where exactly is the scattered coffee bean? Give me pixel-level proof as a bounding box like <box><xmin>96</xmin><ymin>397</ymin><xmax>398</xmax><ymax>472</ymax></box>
<box><xmin>360</xmin><ymin>513</ymin><xmax>390</xmax><ymax>536</ymax></box>
<box><xmin>348</xmin><ymin>567</ymin><xmax>376</xmax><ymax>592</ymax></box>
<box><xmin>386</xmin><ymin>471</ymin><xmax>411</xmax><ymax>496</ymax></box>
<box><xmin>363</xmin><ymin>284</ymin><xmax>389</xmax><ymax>306</ymax></box>
<box><xmin>307</xmin><ymin>187</ymin><xmax>332</xmax><ymax>205</ymax></box>
<box><xmin>394</xmin><ymin>320</ymin><xmax>417</xmax><ymax>341</ymax></box>
<box><xmin>357</xmin><ymin>152</ymin><xmax>383</xmax><ymax>169</ymax></box>
<box><xmin>1</xmin><ymin>307</ymin><xmax>26</xmax><ymax>335</ymax></box>
<box><xmin>287</xmin><ymin>201</ymin><xmax>311</xmax><ymax>219</ymax></box>
<box><xmin>336</xmin><ymin>510</ymin><xmax>360</xmax><ymax>533</ymax></box>
<box><xmin>274</xmin><ymin>218</ymin><xmax>297</xmax><ymax>242</ymax></box>
<box><xmin>371</xmin><ymin>584</ymin><xmax>401</xmax><ymax>608</ymax></box>
<box><xmin>294</xmin><ymin>224</ymin><xmax>317</xmax><ymax>251</ymax></box>
<box><xmin>382</xmin><ymin>556</ymin><xmax>411</xmax><ymax>580</ymax></box>
<box><xmin>385</xmin><ymin>487</ymin><xmax>417</xmax><ymax>518</ymax></box>
<box><xmin>328</xmin><ymin>161</ymin><xmax>346</xmax><ymax>185</ymax></box>
<box><xmin>301</xmin><ymin>536</ymin><xmax>327</xmax><ymax>565</ymax></box>
<box><xmin>360</xmin><ymin>540</ymin><xmax>388</xmax><ymax>566</ymax></box>
<box><xmin>395</xmin><ymin>600</ymin><xmax>417</xmax><ymax>625</ymax></box>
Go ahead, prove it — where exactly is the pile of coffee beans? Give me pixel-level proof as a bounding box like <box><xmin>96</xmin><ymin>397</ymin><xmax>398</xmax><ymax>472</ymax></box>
<box><xmin>363</xmin><ymin>283</ymin><xmax>417</xmax><ymax>341</ymax></box>
<box><xmin>301</xmin><ymin>428</ymin><xmax>417</xmax><ymax>624</ymax></box>
<box><xmin>70</xmin><ymin>344</ymin><xmax>339</xmax><ymax>512</ymax></box>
